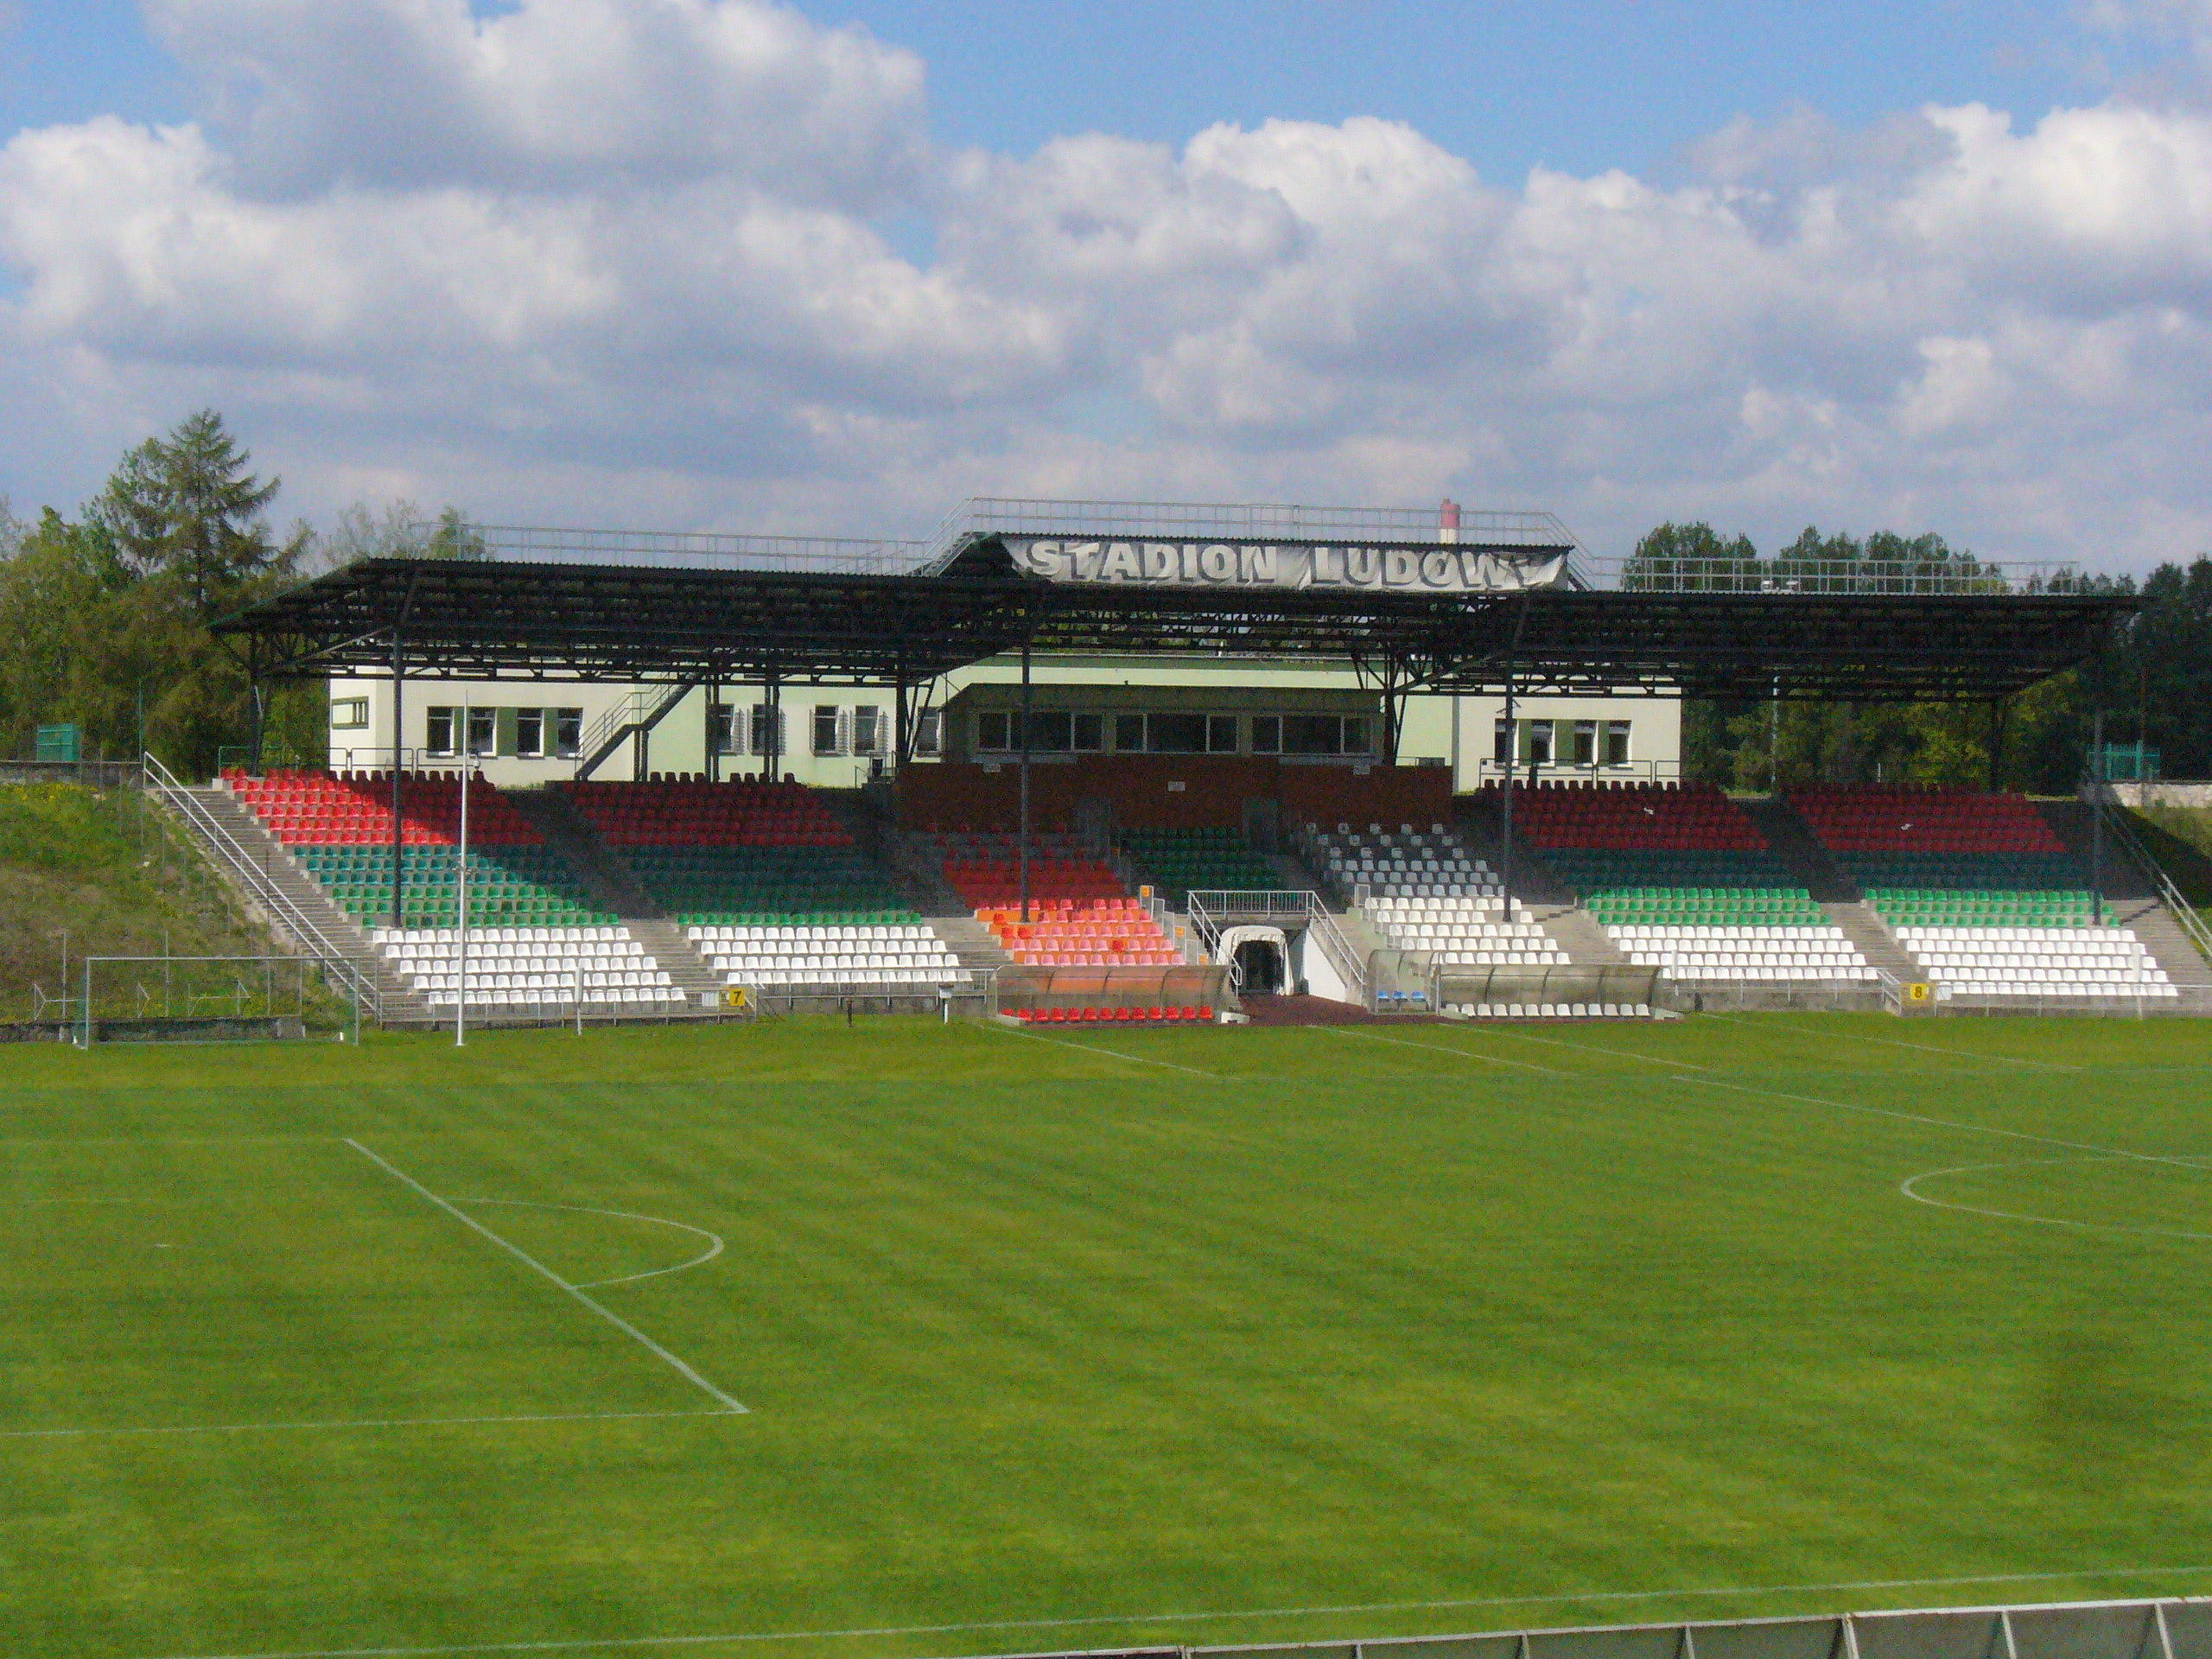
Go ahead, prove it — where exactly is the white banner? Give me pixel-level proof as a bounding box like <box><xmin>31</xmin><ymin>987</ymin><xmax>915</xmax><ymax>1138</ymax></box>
<box><xmin>1004</xmin><ymin>537</ymin><xmax>1567</xmax><ymax>593</ymax></box>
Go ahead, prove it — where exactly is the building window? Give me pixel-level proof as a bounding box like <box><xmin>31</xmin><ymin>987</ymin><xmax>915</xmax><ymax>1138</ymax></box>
<box><xmin>1251</xmin><ymin>715</ymin><xmax>1281</xmax><ymax>754</ymax></box>
<box><xmin>1022</xmin><ymin>711</ymin><xmax>1071</xmax><ymax>753</ymax></box>
<box><xmin>1571</xmin><ymin>720</ymin><xmax>1598</xmax><ymax>766</ymax></box>
<box><xmin>1340</xmin><ymin>715</ymin><xmax>1371</xmax><ymax>755</ymax></box>
<box><xmin>555</xmin><ymin>709</ymin><xmax>582</xmax><ymax>759</ymax></box>
<box><xmin>467</xmin><ymin>707</ymin><xmax>497</xmax><ymax>758</ymax></box>
<box><xmin>330</xmin><ymin>697</ymin><xmax>369</xmax><ymax>730</ymax></box>
<box><xmin>1148</xmin><ymin>711</ymin><xmax>1209</xmax><ymax>753</ymax></box>
<box><xmin>708</xmin><ymin>703</ymin><xmax>739</xmax><ymax>756</ymax></box>
<box><xmin>516</xmin><ymin>708</ymin><xmax>544</xmax><ymax>758</ymax></box>
<box><xmin>1114</xmin><ymin>713</ymin><xmax>1147</xmax><ymax>753</ymax></box>
<box><xmin>853</xmin><ymin>707</ymin><xmax>880</xmax><ymax>756</ymax></box>
<box><xmin>1493</xmin><ymin>719</ymin><xmax>1511</xmax><ymax>764</ymax></box>
<box><xmin>814</xmin><ymin>706</ymin><xmax>844</xmax><ymax>756</ymax></box>
<box><xmin>1524</xmin><ymin>719</ymin><xmax>1553</xmax><ymax>765</ymax></box>
<box><xmin>914</xmin><ymin>709</ymin><xmax>942</xmax><ymax>756</ymax></box>
<box><xmin>1208</xmin><ymin>715</ymin><xmax>1239</xmax><ymax>753</ymax></box>
<box><xmin>427</xmin><ymin>707</ymin><xmax>457</xmax><ymax>757</ymax></box>
<box><xmin>976</xmin><ymin>710</ymin><xmax>1013</xmax><ymax>751</ymax></box>
<box><xmin>1073</xmin><ymin>712</ymin><xmax>1104</xmax><ymax>753</ymax></box>
<box><xmin>1605</xmin><ymin>720</ymin><xmax>1632</xmax><ymax>766</ymax></box>
<box><xmin>751</xmin><ymin>706</ymin><xmax>784</xmax><ymax>756</ymax></box>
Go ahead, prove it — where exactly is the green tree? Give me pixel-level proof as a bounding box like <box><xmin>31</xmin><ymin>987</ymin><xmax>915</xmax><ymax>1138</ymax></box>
<box><xmin>92</xmin><ymin>409</ymin><xmax>305</xmax><ymax>616</ymax></box>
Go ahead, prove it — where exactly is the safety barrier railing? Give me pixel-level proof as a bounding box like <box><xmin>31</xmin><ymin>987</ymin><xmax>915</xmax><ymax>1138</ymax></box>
<box><xmin>140</xmin><ymin>753</ymin><xmax>383</xmax><ymax>1022</ymax></box>
<box><xmin>2088</xmin><ymin>783</ymin><xmax>2212</xmax><ymax>964</ymax></box>
<box><xmin>1186</xmin><ymin>890</ymin><xmax>1370</xmax><ymax>1001</ymax></box>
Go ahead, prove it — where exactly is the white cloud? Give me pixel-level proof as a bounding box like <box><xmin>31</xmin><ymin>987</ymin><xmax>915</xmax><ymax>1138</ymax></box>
<box><xmin>3</xmin><ymin>0</ymin><xmax>2212</xmax><ymax>572</ymax></box>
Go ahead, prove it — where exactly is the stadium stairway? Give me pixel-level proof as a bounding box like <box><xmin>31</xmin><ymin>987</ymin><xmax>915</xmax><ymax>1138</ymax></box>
<box><xmin>2037</xmin><ymin>799</ymin><xmax>2212</xmax><ymax>995</ymax></box>
<box><xmin>181</xmin><ymin>784</ymin><xmax>431</xmax><ymax>1019</ymax></box>
<box><xmin>1738</xmin><ymin>798</ymin><xmax>1917</xmax><ymax>986</ymax></box>
<box><xmin>887</xmin><ymin>831</ymin><xmax>1018</xmax><ymax>981</ymax></box>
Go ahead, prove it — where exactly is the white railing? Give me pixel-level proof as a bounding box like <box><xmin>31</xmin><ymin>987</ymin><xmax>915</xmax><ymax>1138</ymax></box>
<box><xmin>1185</xmin><ymin>889</ymin><xmax>1370</xmax><ymax>999</ymax></box>
<box><xmin>141</xmin><ymin>754</ymin><xmax>383</xmax><ymax>1021</ymax></box>
<box><xmin>2087</xmin><ymin>785</ymin><xmax>2212</xmax><ymax>963</ymax></box>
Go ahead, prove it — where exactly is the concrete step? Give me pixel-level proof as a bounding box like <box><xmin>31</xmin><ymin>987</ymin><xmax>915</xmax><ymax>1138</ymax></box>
<box><xmin>2039</xmin><ymin>799</ymin><xmax>2212</xmax><ymax>988</ymax></box>
<box><xmin>1535</xmin><ymin>905</ymin><xmax>1629</xmax><ymax>967</ymax></box>
<box><xmin>925</xmin><ymin>912</ymin><xmax>1013</xmax><ymax>980</ymax></box>
<box><xmin>504</xmin><ymin>788</ymin><xmax>656</xmax><ymax>917</ymax></box>
<box><xmin>1739</xmin><ymin>797</ymin><xmax>1859</xmax><ymax>904</ymax></box>
<box><xmin>1451</xmin><ymin>798</ymin><xmax>1578</xmax><ymax>906</ymax></box>
<box><xmin>179</xmin><ymin>786</ymin><xmax>429</xmax><ymax>1020</ymax></box>
<box><xmin>1827</xmin><ymin>900</ymin><xmax>1918</xmax><ymax>983</ymax></box>
<box><xmin>628</xmin><ymin>918</ymin><xmax>724</xmax><ymax>1005</ymax></box>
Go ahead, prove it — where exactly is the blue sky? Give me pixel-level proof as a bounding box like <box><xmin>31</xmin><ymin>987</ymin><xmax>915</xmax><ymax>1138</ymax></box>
<box><xmin>3</xmin><ymin>1</ymin><xmax>2211</xmax><ymax>569</ymax></box>
<box><xmin>0</xmin><ymin>1</ymin><xmax>2151</xmax><ymax>181</ymax></box>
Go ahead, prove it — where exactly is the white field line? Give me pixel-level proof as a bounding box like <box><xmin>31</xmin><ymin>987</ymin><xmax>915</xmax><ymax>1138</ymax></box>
<box><xmin>344</xmin><ymin>1140</ymin><xmax>747</xmax><ymax>1415</ymax></box>
<box><xmin>1325</xmin><ymin>1027</ymin><xmax>1567</xmax><ymax>1076</ymax></box>
<box><xmin>1900</xmin><ymin>1154</ymin><xmax>2212</xmax><ymax>1243</ymax></box>
<box><xmin>1661</xmin><ymin>1073</ymin><xmax>2198</xmax><ymax>1170</ymax></box>
<box><xmin>133</xmin><ymin>1563</ymin><xmax>2212</xmax><ymax>1659</ymax></box>
<box><xmin>996</xmin><ymin>1024</ymin><xmax>1219</xmax><ymax>1077</ymax></box>
<box><xmin>454</xmin><ymin>1199</ymin><xmax>725</xmax><ymax>1288</ymax></box>
<box><xmin>1701</xmin><ymin>1010</ymin><xmax>2082</xmax><ymax>1072</ymax></box>
<box><xmin>1</xmin><ymin>1408</ymin><xmax>736</xmax><ymax>1441</ymax></box>
<box><xmin>1473</xmin><ymin>1026</ymin><xmax>1709</xmax><ymax>1070</ymax></box>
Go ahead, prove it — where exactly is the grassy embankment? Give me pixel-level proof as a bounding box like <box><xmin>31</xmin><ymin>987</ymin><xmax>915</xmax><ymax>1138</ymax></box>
<box><xmin>0</xmin><ymin>781</ymin><xmax>284</xmax><ymax>1022</ymax></box>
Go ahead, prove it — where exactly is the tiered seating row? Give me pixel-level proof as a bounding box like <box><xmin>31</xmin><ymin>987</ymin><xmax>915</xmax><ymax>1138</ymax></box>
<box><xmin>227</xmin><ymin>769</ymin><xmax>541</xmax><ymax>845</ymax></box>
<box><xmin>977</xmin><ymin>900</ymin><xmax>1179</xmax><ymax>966</ymax></box>
<box><xmin>1867</xmin><ymin>886</ymin><xmax>2104</xmax><ymax>928</ymax></box>
<box><xmin>1366</xmin><ymin>895</ymin><xmax>1565</xmax><ymax>967</ymax></box>
<box><xmin>1897</xmin><ymin>926</ymin><xmax>2175</xmax><ymax>999</ymax></box>
<box><xmin>559</xmin><ymin>779</ymin><xmax>852</xmax><ymax>847</ymax></box>
<box><xmin>688</xmin><ymin>924</ymin><xmax>969</xmax><ymax>988</ymax></box>
<box><xmin>1489</xmin><ymin>780</ymin><xmax>1767</xmax><ymax>851</ymax></box>
<box><xmin>296</xmin><ymin>846</ymin><xmax>609</xmax><ymax>928</ymax></box>
<box><xmin>1605</xmin><ymin>924</ymin><xmax>1876</xmax><ymax>984</ymax></box>
<box><xmin>1584</xmin><ymin>881</ymin><xmax>1823</xmax><ymax>928</ymax></box>
<box><xmin>1299</xmin><ymin>822</ymin><xmax>1501</xmax><ymax>901</ymax></box>
<box><xmin>1012</xmin><ymin>1006</ymin><xmax>1215</xmax><ymax>1026</ymax></box>
<box><xmin>626</xmin><ymin>846</ymin><xmax>913</xmax><ymax>926</ymax></box>
<box><xmin>1448</xmin><ymin>1001</ymin><xmax>1654</xmax><ymax>1020</ymax></box>
<box><xmin>1789</xmin><ymin>786</ymin><xmax>2066</xmax><ymax>853</ymax></box>
<box><xmin>1119</xmin><ymin>827</ymin><xmax>1278</xmax><ymax>907</ymax></box>
<box><xmin>371</xmin><ymin>927</ymin><xmax>681</xmax><ymax>1008</ymax></box>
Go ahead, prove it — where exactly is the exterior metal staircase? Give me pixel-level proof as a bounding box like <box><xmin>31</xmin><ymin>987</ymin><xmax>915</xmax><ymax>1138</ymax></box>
<box><xmin>572</xmin><ymin>678</ymin><xmax>702</xmax><ymax>782</ymax></box>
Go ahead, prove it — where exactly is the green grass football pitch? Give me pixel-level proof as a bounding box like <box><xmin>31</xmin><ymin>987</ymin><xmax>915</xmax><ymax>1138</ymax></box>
<box><xmin>4</xmin><ymin>1013</ymin><xmax>2212</xmax><ymax>1659</ymax></box>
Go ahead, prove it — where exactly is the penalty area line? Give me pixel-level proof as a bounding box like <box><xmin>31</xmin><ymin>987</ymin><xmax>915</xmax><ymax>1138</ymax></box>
<box><xmin>0</xmin><ymin>1408</ymin><xmax>736</xmax><ymax>1441</ymax></box>
<box><xmin>134</xmin><ymin>1563</ymin><xmax>2212</xmax><ymax>1659</ymax></box>
<box><xmin>1325</xmin><ymin>1026</ymin><xmax>1568</xmax><ymax>1076</ymax></box>
<box><xmin>994</xmin><ymin>1024</ymin><xmax>1220</xmax><ymax>1077</ymax></box>
<box><xmin>343</xmin><ymin>1140</ymin><xmax>747</xmax><ymax>1416</ymax></box>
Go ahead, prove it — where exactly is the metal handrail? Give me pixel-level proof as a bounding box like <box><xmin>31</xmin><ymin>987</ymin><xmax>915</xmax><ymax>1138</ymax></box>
<box><xmin>142</xmin><ymin>754</ymin><xmax>383</xmax><ymax>1020</ymax></box>
<box><xmin>2088</xmin><ymin>785</ymin><xmax>2212</xmax><ymax>963</ymax></box>
<box><xmin>1186</xmin><ymin>888</ymin><xmax>1370</xmax><ymax>998</ymax></box>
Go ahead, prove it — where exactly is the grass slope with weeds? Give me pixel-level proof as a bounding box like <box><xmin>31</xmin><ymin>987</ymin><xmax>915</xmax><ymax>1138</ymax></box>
<box><xmin>0</xmin><ymin>781</ymin><xmax>286</xmax><ymax>1022</ymax></box>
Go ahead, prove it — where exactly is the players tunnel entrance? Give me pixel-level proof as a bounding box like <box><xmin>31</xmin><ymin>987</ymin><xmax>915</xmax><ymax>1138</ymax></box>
<box><xmin>1230</xmin><ymin>932</ymin><xmax>1289</xmax><ymax>995</ymax></box>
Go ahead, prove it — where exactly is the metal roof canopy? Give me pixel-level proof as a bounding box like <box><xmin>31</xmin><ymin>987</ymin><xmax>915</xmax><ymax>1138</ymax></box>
<box><xmin>217</xmin><ymin>545</ymin><xmax>2131</xmax><ymax>704</ymax></box>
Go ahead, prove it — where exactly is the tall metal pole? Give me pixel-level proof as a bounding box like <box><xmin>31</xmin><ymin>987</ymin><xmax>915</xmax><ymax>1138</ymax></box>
<box><xmin>1498</xmin><ymin>674</ymin><xmax>1516</xmax><ymax>920</ymax></box>
<box><xmin>455</xmin><ymin>764</ymin><xmax>469</xmax><ymax>1046</ymax></box>
<box><xmin>390</xmin><ymin>629</ymin><xmax>406</xmax><ymax>929</ymax></box>
<box><xmin>707</xmin><ymin>676</ymin><xmax>720</xmax><ymax>785</ymax></box>
<box><xmin>1019</xmin><ymin>637</ymin><xmax>1033</xmax><ymax>925</ymax></box>
<box><xmin>2090</xmin><ymin>707</ymin><xmax>2106</xmax><ymax>927</ymax></box>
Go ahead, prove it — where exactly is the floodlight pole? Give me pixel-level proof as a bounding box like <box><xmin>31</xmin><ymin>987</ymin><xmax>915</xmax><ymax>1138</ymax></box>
<box><xmin>1499</xmin><ymin>671</ymin><xmax>1516</xmax><ymax>921</ymax></box>
<box><xmin>391</xmin><ymin>627</ymin><xmax>407</xmax><ymax>928</ymax></box>
<box><xmin>455</xmin><ymin>764</ymin><xmax>469</xmax><ymax>1046</ymax></box>
<box><xmin>2089</xmin><ymin>707</ymin><xmax>2106</xmax><ymax>927</ymax></box>
<box><xmin>1019</xmin><ymin>634</ymin><xmax>1033</xmax><ymax>925</ymax></box>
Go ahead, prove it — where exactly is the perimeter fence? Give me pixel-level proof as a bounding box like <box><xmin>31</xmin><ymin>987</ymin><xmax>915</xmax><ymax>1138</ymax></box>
<box><xmin>957</xmin><ymin>1593</ymin><xmax>2212</xmax><ymax>1659</ymax></box>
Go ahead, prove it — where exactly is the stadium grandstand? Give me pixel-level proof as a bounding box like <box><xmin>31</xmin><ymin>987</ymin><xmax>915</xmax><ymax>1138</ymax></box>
<box><xmin>188</xmin><ymin>494</ymin><xmax>2208</xmax><ymax>1026</ymax></box>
